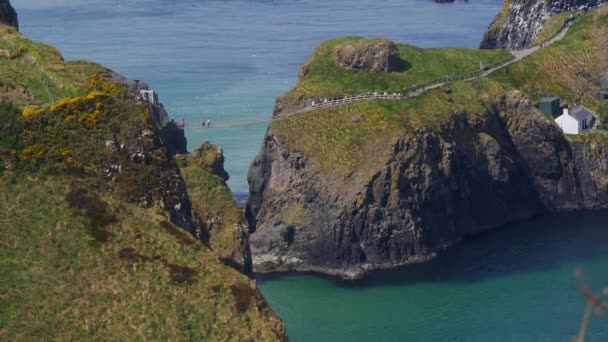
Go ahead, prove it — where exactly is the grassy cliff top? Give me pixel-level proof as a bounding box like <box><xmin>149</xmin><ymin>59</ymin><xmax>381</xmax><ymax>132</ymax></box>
<box><xmin>270</xmin><ymin>5</ymin><xmax>608</xmax><ymax>182</ymax></box>
<box><xmin>272</xmin><ymin>78</ymin><xmax>507</xmax><ymax>181</ymax></box>
<box><xmin>289</xmin><ymin>36</ymin><xmax>512</xmax><ymax>98</ymax></box>
<box><xmin>0</xmin><ymin>25</ymin><xmax>105</xmax><ymax>106</ymax></box>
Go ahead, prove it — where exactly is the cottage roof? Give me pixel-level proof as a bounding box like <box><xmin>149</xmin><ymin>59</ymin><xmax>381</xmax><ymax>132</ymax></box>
<box><xmin>540</xmin><ymin>96</ymin><xmax>559</xmax><ymax>103</ymax></box>
<box><xmin>570</xmin><ymin>105</ymin><xmax>594</xmax><ymax>122</ymax></box>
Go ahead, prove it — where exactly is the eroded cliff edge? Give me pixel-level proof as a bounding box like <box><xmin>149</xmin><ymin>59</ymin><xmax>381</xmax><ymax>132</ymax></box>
<box><xmin>247</xmin><ymin>7</ymin><xmax>608</xmax><ymax>279</ymax></box>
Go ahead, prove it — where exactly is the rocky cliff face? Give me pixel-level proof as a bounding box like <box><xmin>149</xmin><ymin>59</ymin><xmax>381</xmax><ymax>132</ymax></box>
<box><xmin>246</xmin><ymin>91</ymin><xmax>608</xmax><ymax>279</ymax></box>
<box><xmin>0</xmin><ymin>0</ymin><xmax>17</xmax><ymax>31</ymax></box>
<box><xmin>480</xmin><ymin>0</ymin><xmax>607</xmax><ymax>49</ymax></box>
<box><xmin>332</xmin><ymin>39</ymin><xmax>402</xmax><ymax>73</ymax></box>
<box><xmin>105</xmin><ymin>70</ymin><xmax>188</xmax><ymax>157</ymax></box>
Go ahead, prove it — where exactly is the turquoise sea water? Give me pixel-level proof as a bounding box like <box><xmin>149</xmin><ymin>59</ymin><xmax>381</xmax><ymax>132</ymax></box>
<box><xmin>258</xmin><ymin>213</ymin><xmax>608</xmax><ymax>341</ymax></box>
<box><xmin>15</xmin><ymin>1</ymin><xmax>608</xmax><ymax>340</ymax></box>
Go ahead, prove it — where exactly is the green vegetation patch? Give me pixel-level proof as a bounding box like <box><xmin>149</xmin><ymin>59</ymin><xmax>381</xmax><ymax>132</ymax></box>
<box><xmin>283</xmin><ymin>203</ymin><xmax>307</xmax><ymax>227</ymax></box>
<box><xmin>0</xmin><ymin>177</ymin><xmax>285</xmax><ymax>340</ymax></box>
<box><xmin>290</xmin><ymin>36</ymin><xmax>512</xmax><ymax>98</ymax></box>
<box><xmin>0</xmin><ymin>77</ymin><xmax>149</xmax><ymax>178</ymax></box>
<box><xmin>0</xmin><ymin>24</ymin><xmax>105</xmax><ymax>106</ymax></box>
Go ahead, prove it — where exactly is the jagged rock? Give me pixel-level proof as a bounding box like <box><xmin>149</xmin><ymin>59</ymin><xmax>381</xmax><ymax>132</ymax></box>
<box><xmin>480</xmin><ymin>0</ymin><xmax>607</xmax><ymax>49</ymax></box>
<box><xmin>190</xmin><ymin>142</ymin><xmax>229</xmax><ymax>181</ymax></box>
<box><xmin>332</xmin><ymin>39</ymin><xmax>402</xmax><ymax>73</ymax></box>
<box><xmin>0</xmin><ymin>0</ymin><xmax>18</xmax><ymax>31</ymax></box>
<box><xmin>246</xmin><ymin>91</ymin><xmax>608</xmax><ymax>279</ymax></box>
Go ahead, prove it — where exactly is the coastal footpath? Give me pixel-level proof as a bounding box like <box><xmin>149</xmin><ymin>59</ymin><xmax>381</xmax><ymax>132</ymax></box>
<box><xmin>0</xmin><ymin>3</ymin><xmax>286</xmax><ymax>339</ymax></box>
<box><xmin>480</xmin><ymin>0</ymin><xmax>607</xmax><ymax>49</ymax></box>
<box><xmin>247</xmin><ymin>5</ymin><xmax>608</xmax><ymax>279</ymax></box>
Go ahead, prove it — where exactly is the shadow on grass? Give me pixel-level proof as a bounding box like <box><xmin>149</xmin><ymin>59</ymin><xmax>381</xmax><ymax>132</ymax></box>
<box><xmin>65</xmin><ymin>188</ymin><xmax>116</xmax><ymax>243</ymax></box>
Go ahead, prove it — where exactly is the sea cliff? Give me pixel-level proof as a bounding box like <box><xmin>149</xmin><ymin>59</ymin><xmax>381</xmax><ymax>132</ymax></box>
<box><xmin>247</xmin><ymin>5</ymin><xmax>608</xmax><ymax>279</ymax></box>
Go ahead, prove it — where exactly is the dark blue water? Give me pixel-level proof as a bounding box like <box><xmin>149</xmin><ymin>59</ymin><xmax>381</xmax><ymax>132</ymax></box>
<box><xmin>16</xmin><ymin>1</ymin><xmax>608</xmax><ymax>340</ymax></box>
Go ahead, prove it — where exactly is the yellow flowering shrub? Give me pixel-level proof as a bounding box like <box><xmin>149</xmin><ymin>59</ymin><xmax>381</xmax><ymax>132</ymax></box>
<box><xmin>88</xmin><ymin>74</ymin><xmax>123</xmax><ymax>96</ymax></box>
<box><xmin>22</xmin><ymin>107</ymin><xmax>44</xmax><ymax>118</ymax></box>
<box><xmin>59</xmin><ymin>148</ymin><xmax>79</xmax><ymax>167</ymax></box>
<box><xmin>20</xmin><ymin>144</ymin><xmax>45</xmax><ymax>161</ymax></box>
<box><xmin>49</xmin><ymin>96</ymin><xmax>83</xmax><ymax>112</ymax></box>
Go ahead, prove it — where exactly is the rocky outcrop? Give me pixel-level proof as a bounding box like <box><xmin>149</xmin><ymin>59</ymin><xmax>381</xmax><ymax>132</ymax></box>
<box><xmin>246</xmin><ymin>91</ymin><xmax>608</xmax><ymax>279</ymax></box>
<box><xmin>333</xmin><ymin>39</ymin><xmax>403</xmax><ymax>73</ymax></box>
<box><xmin>480</xmin><ymin>0</ymin><xmax>607</xmax><ymax>49</ymax></box>
<box><xmin>190</xmin><ymin>142</ymin><xmax>229</xmax><ymax>181</ymax></box>
<box><xmin>102</xmin><ymin>70</ymin><xmax>188</xmax><ymax>156</ymax></box>
<box><xmin>0</xmin><ymin>0</ymin><xmax>17</xmax><ymax>31</ymax></box>
<box><xmin>178</xmin><ymin>142</ymin><xmax>253</xmax><ymax>275</ymax></box>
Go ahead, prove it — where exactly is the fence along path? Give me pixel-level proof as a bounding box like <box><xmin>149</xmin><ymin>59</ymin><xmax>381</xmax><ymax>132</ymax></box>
<box><xmin>287</xmin><ymin>17</ymin><xmax>574</xmax><ymax>117</ymax></box>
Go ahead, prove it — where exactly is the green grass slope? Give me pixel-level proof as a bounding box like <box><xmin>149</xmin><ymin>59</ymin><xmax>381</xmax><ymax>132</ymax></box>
<box><xmin>0</xmin><ymin>177</ymin><xmax>285</xmax><ymax>340</ymax></box>
<box><xmin>0</xmin><ymin>25</ymin><xmax>105</xmax><ymax>106</ymax></box>
<box><xmin>0</xmin><ymin>24</ymin><xmax>286</xmax><ymax>339</ymax></box>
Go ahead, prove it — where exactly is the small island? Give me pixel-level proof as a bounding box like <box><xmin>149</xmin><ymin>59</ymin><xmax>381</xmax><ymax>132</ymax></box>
<box><xmin>246</xmin><ymin>3</ymin><xmax>608</xmax><ymax>279</ymax></box>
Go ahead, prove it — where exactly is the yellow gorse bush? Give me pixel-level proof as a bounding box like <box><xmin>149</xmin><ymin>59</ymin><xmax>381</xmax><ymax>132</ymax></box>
<box><xmin>20</xmin><ymin>144</ymin><xmax>45</xmax><ymax>161</ymax></box>
<box><xmin>22</xmin><ymin>107</ymin><xmax>45</xmax><ymax>118</ymax></box>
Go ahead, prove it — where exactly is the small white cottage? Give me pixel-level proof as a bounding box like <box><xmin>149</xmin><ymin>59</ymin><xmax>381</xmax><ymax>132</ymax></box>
<box><xmin>554</xmin><ymin>105</ymin><xmax>594</xmax><ymax>135</ymax></box>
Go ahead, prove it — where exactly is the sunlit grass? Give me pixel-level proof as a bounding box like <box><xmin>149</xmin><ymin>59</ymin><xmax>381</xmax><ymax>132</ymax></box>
<box><xmin>0</xmin><ymin>176</ymin><xmax>285</xmax><ymax>340</ymax></box>
<box><xmin>290</xmin><ymin>36</ymin><xmax>512</xmax><ymax>98</ymax></box>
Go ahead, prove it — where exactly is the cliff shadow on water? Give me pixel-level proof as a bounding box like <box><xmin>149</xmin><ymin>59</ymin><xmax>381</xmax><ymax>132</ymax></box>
<box><xmin>258</xmin><ymin>210</ymin><xmax>608</xmax><ymax>288</ymax></box>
